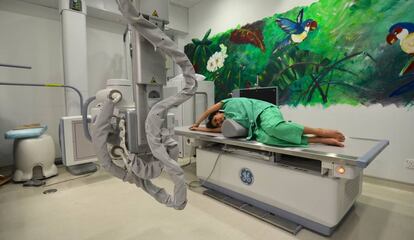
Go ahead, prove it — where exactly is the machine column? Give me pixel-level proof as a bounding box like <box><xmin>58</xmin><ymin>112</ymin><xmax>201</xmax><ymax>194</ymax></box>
<box><xmin>59</xmin><ymin>0</ymin><xmax>88</xmax><ymax>116</ymax></box>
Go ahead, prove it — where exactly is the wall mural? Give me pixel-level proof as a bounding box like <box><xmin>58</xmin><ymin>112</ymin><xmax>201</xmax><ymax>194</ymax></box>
<box><xmin>184</xmin><ymin>0</ymin><xmax>414</xmax><ymax>106</ymax></box>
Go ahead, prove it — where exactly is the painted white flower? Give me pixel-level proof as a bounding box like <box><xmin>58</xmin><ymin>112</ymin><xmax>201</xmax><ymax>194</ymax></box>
<box><xmin>220</xmin><ymin>44</ymin><xmax>227</xmax><ymax>54</ymax></box>
<box><xmin>206</xmin><ymin>44</ymin><xmax>228</xmax><ymax>72</ymax></box>
<box><xmin>207</xmin><ymin>53</ymin><xmax>219</xmax><ymax>72</ymax></box>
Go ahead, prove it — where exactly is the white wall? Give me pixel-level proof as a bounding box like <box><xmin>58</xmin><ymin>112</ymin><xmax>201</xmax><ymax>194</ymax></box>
<box><xmin>0</xmin><ymin>0</ymin><xmax>126</xmax><ymax>167</ymax></box>
<box><xmin>282</xmin><ymin>105</ymin><xmax>414</xmax><ymax>184</ymax></box>
<box><xmin>185</xmin><ymin>0</ymin><xmax>414</xmax><ymax>184</ymax></box>
<box><xmin>168</xmin><ymin>3</ymin><xmax>189</xmax><ymax>34</ymax></box>
<box><xmin>86</xmin><ymin>17</ymin><xmax>126</xmax><ymax>96</ymax></box>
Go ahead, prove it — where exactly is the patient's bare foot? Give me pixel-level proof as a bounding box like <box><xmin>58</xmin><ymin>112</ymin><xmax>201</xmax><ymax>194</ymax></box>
<box><xmin>317</xmin><ymin>129</ymin><xmax>345</xmax><ymax>142</ymax></box>
<box><xmin>320</xmin><ymin>138</ymin><xmax>344</xmax><ymax>147</ymax></box>
<box><xmin>308</xmin><ymin>137</ymin><xmax>345</xmax><ymax>147</ymax></box>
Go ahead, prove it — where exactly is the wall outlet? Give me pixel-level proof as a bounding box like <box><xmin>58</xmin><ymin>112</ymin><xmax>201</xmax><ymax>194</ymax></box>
<box><xmin>405</xmin><ymin>159</ymin><xmax>414</xmax><ymax>169</ymax></box>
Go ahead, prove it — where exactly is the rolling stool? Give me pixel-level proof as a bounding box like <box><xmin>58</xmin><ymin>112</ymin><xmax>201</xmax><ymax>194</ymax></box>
<box><xmin>5</xmin><ymin>125</ymin><xmax>58</xmax><ymax>183</ymax></box>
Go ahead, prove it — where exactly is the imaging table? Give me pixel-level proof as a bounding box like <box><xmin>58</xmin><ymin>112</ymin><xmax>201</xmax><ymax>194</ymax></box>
<box><xmin>175</xmin><ymin>126</ymin><xmax>389</xmax><ymax>235</ymax></box>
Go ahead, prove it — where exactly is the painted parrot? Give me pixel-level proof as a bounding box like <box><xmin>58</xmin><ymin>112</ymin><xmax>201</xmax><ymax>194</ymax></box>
<box><xmin>386</xmin><ymin>22</ymin><xmax>414</xmax><ymax>76</ymax></box>
<box><xmin>273</xmin><ymin>9</ymin><xmax>317</xmax><ymax>54</ymax></box>
<box><xmin>387</xmin><ymin>22</ymin><xmax>414</xmax><ymax>98</ymax></box>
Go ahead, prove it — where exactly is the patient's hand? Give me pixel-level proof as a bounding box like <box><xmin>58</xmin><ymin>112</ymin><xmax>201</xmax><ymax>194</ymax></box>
<box><xmin>190</xmin><ymin>126</ymin><xmax>222</xmax><ymax>133</ymax></box>
<box><xmin>189</xmin><ymin>126</ymin><xmax>199</xmax><ymax>131</ymax></box>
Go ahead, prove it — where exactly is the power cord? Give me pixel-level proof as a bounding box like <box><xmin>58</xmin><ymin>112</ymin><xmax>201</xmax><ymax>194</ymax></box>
<box><xmin>180</xmin><ymin>145</ymin><xmax>197</xmax><ymax>168</ymax></box>
<box><xmin>43</xmin><ymin>164</ymin><xmax>100</xmax><ymax>188</ymax></box>
<box><xmin>180</xmin><ymin>155</ymin><xmax>193</xmax><ymax>168</ymax></box>
<box><xmin>187</xmin><ymin>151</ymin><xmax>222</xmax><ymax>189</ymax></box>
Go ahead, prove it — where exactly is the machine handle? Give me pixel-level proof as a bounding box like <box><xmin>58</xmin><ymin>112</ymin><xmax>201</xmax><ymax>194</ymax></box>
<box><xmin>81</xmin><ymin>96</ymin><xmax>96</xmax><ymax>142</ymax></box>
<box><xmin>192</xmin><ymin>92</ymin><xmax>208</xmax><ymax>123</ymax></box>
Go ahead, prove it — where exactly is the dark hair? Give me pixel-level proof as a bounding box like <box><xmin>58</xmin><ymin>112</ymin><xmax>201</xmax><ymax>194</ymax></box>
<box><xmin>206</xmin><ymin>111</ymin><xmax>219</xmax><ymax>128</ymax></box>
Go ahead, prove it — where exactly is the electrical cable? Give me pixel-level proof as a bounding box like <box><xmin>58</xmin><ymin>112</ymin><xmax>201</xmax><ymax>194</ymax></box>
<box><xmin>0</xmin><ymin>81</ymin><xmax>97</xmax><ymax>188</ymax></box>
<box><xmin>0</xmin><ymin>82</ymin><xmax>84</xmax><ymax>114</ymax></box>
<box><xmin>0</xmin><ymin>81</ymin><xmax>92</xmax><ymax>142</ymax></box>
<box><xmin>180</xmin><ymin>145</ymin><xmax>198</xmax><ymax>168</ymax></box>
<box><xmin>187</xmin><ymin>151</ymin><xmax>223</xmax><ymax>189</ymax></box>
<box><xmin>43</xmin><ymin>165</ymin><xmax>100</xmax><ymax>188</ymax></box>
<box><xmin>179</xmin><ymin>155</ymin><xmax>193</xmax><ymax>168</ymax></box>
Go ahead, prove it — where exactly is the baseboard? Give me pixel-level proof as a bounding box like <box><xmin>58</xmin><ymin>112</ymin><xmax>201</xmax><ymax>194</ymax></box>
<box><xmin>363</xmin><ymin>175</ymin><xmax>414</xmax><ymax>192</ymax></box>
<box><xmin>0</xmin><ymin>165</ymin><xmax>13</xmax><ymax>176</ymax></box>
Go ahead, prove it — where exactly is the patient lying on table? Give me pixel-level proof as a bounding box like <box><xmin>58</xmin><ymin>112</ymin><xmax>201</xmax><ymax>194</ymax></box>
<box><xmin>190</xmin><ymin>97</ymin><xmax>345</xmax><ymax>147</ymax></box>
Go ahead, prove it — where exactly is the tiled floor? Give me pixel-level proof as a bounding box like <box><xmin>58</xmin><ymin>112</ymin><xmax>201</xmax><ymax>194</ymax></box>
<box><xmin>0</xmin><ymin>164</ymin><xmax>413</xmax><ymax>240</ymax></box>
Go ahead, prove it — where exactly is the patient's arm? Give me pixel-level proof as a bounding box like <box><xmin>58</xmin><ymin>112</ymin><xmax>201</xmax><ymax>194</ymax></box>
<box><xmin>190</xmin><ymin>126</ymin><xmax>222</xmax><ymax>133</ymax></box>
<box><xmin>192</xmin><ymin>102</ymin><xmax>223</xmax><ymax>127</ymax></box>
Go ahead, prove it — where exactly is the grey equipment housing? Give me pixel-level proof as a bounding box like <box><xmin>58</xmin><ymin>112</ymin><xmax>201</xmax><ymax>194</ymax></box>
<box><xmin>87</xmin><ymin>0</ymin><xmax>197</xmax><ymax>210</ymax></box>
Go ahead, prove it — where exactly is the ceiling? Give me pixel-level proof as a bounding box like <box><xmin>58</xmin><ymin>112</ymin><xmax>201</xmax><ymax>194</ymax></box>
<box><xmin>20</xmin><ymin>0</ymin><xmax>58</xmax><ymax>9</ymax></box>
<box><xmin>20</xmin><ymin>0</ymin><xmax>203</xmax><ymax>9</ymax></box>
<box><xmin>170</xmin><ymin>0</ymin><xmax>203</xmax><ymax>8</ymax></box>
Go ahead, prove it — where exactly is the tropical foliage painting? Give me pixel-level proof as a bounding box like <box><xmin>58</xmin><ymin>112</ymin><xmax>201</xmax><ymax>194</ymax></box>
<box><xmin>184</xmin><ymin>0</ymin><xmax>414</xmax><ymax>106</ymax></box>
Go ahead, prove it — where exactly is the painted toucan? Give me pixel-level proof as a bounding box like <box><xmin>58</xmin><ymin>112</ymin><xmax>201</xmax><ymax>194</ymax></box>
<box><xmin>273</xmin><ymin>9</ymin><xmax>317</xmax><ymax>54</ymax></box>
<box><xmin>387</xmin><ymin>22</ymin><xmax>414</xmax><ymax>75</ymax></box>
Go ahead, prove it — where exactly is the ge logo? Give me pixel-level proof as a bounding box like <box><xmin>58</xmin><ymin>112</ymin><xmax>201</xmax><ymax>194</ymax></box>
<box><xmin>240</xmin><ymin>168</ymin><xmax>254</xmax><ymax>185</ymax></box>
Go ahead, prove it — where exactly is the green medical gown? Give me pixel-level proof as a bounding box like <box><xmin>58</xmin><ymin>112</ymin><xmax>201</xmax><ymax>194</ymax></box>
<box><xmin>221</xmin><ymin>98</ymin><xmax>308</xmax><ymax>147</ymax></box>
